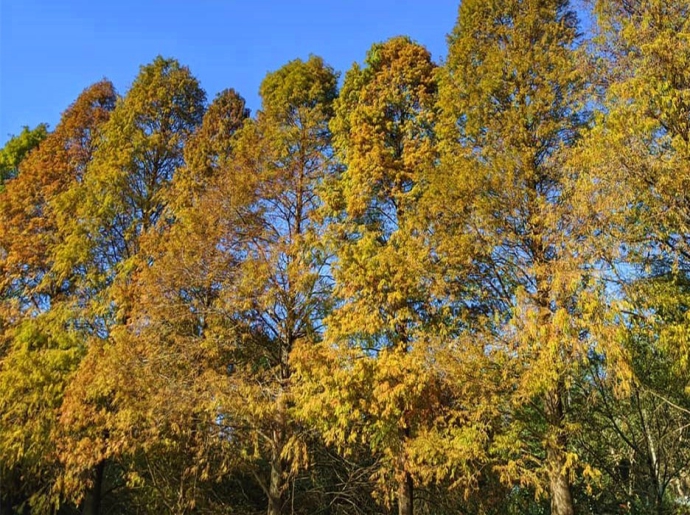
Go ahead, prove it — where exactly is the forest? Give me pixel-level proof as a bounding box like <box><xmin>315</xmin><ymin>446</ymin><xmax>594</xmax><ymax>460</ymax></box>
<box><xmin>1</xmin><ymin>0</ymin><xmax>689</xmax><ymax>514</ymax></box>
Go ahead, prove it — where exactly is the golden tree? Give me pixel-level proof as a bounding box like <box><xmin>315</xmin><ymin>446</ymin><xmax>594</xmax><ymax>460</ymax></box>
<box><xmin>292</xmin><ymin>37</ymin><xmax>485</xmax><ymax>515</ymax></box>
<box><xmin>435</xmin><ymin>1</ymin><xmax>599</xmax><ymax>513</ymax></box>
<box><xmin>0</xmin><ymin>81</ymin><xmax>116</xmax><ymax>513</ymax></box>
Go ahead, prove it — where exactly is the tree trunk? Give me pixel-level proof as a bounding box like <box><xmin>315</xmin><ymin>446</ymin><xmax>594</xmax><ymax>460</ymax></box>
<box><xmin>394</xmin><ymin>329</ymin><xmax>413</xmax><ymax>515</ymax></box>
<box><xmin>398</xmin><ymin>470</ymin><xmax>414</xmax><ymax>515</ymax></box>
<box><xmin>81</xmin><ymin>460</ymin><xmax>105</xmax><ymax>515</ymax></box>
<box><xmin>547</xmin><ymin>445</ymin><xmax>575</xmax><ymax>515</ymax></box>
<box><xmin>545</xmin><ymin>387</ymin><xmax>575</xmax><ymax>515</ymax></box>
<box><xmin>267</xmin><ymin>343</ymin><xmax>291</xmax><ymax>515</ymax></box>
<box><xmin>267</xmin><ymin>451</ymin><xmax>283</xmax><ymax>515</ymax></box>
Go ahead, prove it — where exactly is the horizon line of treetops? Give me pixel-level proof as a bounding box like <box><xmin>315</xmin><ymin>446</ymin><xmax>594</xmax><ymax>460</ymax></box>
<box><xmin>1</xmin><ymin>1</ymin><xmax>689</xmax><ymax>514</ymax></box>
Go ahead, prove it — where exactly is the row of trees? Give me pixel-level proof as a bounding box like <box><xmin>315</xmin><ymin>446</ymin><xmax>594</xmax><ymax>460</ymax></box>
<box><xmin>1</xmin><ymin>0</ymin><xmax>689</xmax><ymax>513</ymax></box>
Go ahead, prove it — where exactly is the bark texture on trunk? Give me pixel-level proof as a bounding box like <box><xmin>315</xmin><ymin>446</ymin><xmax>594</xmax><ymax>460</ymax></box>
<box><xmin>267</xmin><ymin>395</ymin><xmax>286</xmax><ymax>515</ymax></box>
<box><xmin>547</xmin><ymin>445</ymin><xmax>575</xmax><ymax>515</ymax></box>
<box><xmin>398</xmin><ymin>470</ymin><xmax>414</xmax><ymax>515</ymax></box>
<box><xmin>545</xmin><ymin>387</ymin><xmax>575</xmax><ymax>515</ymax></box>
<box><xmin>267</xmin><ymin>455</ymin><xmax>283</xmax><ymax>515</ymax></box>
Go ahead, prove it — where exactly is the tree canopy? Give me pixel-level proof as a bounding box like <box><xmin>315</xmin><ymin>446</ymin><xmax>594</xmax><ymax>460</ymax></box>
<box><xmin>1</xmin><ymin>3</ymin><xmax>690</xmax><ymax>514</ymax></box>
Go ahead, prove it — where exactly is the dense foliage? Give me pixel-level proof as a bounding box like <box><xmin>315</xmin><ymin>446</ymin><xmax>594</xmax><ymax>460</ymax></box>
<box><xmin>1</xmin><ymin>2</ymin><xmax>689</xmax><ymax>514</ymax></box>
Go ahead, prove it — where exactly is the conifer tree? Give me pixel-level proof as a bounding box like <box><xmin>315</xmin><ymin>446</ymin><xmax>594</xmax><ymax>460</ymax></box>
<box><xmin>576</xmin><ymin>2</ymin><xmax>690</xmax><ymax>511</ymax></box>
<box><xmin>74</xmin><ymin>88</ymin><xmax>252</xmax><ymax>513</ymax></box>
<box><xmin>102</xmin><ymin>56</ymin><xmax>337</xmax><ymax>515</ymax></box>
<box><xmin>293</xmin><ymin>37</ymin><xmax>459</xmax><ymax>515</ymax></box>
<box><xmin>173</xmin><ymin>87</ymin><xmax>250</xmax><ymax>206</ymax></box>
<box><xmin>0</xmin><ymin>80</ymin><xmax>116</xmax><ymax>513</ymax></box>
<box><xmin>226</xmin><ymin>55</ymin><xmax>338</xmax><ymax>515</ymax></box>
<box><xmin>588</xmin><ymin>0</ymin><xmax>690</xmax><ymax>382</ymax></box>
<box><xmin>53</xmin><ymin>57</ymin><xmax>205</xmax><ymax>511</ymax></box>
<box><xmin>436</xmin><ymin>2</ymin><xmax>594</xmax><ymax>513</ymax></box>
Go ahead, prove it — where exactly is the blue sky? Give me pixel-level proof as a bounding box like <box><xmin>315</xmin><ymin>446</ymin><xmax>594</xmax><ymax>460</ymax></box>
<box><xmin>0</xmin><ymin>1</ymin><xmax>459</xmax><ymax>145</ymax></box>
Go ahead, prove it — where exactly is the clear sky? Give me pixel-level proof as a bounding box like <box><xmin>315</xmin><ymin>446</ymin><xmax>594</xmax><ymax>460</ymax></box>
<box><xmin>0</xmin><ymin>0</ymin><xmax>459</xmax><ymax>145</ymax></box>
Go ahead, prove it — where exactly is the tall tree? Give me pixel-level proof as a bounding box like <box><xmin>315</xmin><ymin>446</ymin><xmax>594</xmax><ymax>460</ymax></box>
<box><xmin>0</xmin><ymin>81</ymin><xmax>116</xmax><ymax>513</ymax></box>
<box><xmin>75</xmin><ymin>87</ymin><xmax>252</xmax><ymax>514</ymax></box>
<box><xmin>587</xmin><ymin>0</ymin><xmax>690</xmax><ymax>386</ymax></box>
<box><xmin>575</xmin><ymin>2</ymin><xmax>690</xmax><ymax>511</ymax></box>
<box><xmin>293</xmin><ymin>37</ymin><xmax>471</xmax><ymax>515</ymax></box>
<box><xmin>98</xmin><ymin>56</ymin><xmax>337</xmax><ymax>515</ymax></box>
<box><xmin>223</xmin><ymin>55</ymin><xmax>338</xmax><ymax>515</ymax></box>
<box><xmin>53</xmin><ymin>56</ymin><xmax>205</xmax><ymax>513</ymax></box>
<box><xmin>436</xmin><ymin>1</ymin><xmax>596</xmax><ymax>514</ymax></box>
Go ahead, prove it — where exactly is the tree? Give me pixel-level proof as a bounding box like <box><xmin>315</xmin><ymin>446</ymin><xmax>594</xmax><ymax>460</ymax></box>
<box><xmin>79</xmin><ymin>87</ymin><xmax>251</xmax><ymax>514</ymax></box>
<box><xmin>214</xmin><ymin>55</ymin><xmax>338</xmax><ymax>515</ymax></box>
<box><xmin>587</xmin><ymin>0</ymin><xmax>690</xmax><ymax>388</ymax></box>
<box><xmin>53</xmin><ymin>56</ymin><xmax>206</xmax><ymax>513</ymax></box>
<box><xmin>0</xmin><ymin>123</ymin><xmax>48</xmax><ymax>187</ymax></box>
<box><xmin>173</xmin><ymin>87</ymin><xmax>250</xmax><ymax>207</ymax></box>
<box><xmin>578</xmin><ymin>348</ymin><xmax>690</xmax><ymax>514</ymax></box>
<box><xmin>436</xmin><ymin>1</ymin><xmax>597</xmax><ymax>514</ymax></box>
<box><xmin>95</xmin><ymin>56</ymin><xmax>337</xmax><ymax>515</ymax></box>
<box><xmin>574</xmin><ymin>1</ymin><xmax>690</xmax><ymax>511</ymax></box>
<box><xmin>292</xmin><ymin>37</ymin><xmax>481</xmax><ymax>515</ymax></box>
<box><xmin>0</xmin><ymin>81</ymin><xmax>116</xmax><ymax>513</ymax></box>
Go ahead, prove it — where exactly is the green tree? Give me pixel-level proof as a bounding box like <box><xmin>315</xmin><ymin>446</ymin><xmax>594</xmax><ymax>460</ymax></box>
<box><xmin>0</xmin><ymin>123</ymin><xmax>48</xmax><ymax>187</ymax></box>
<box><xmin>578</xmin><ymin>350</ymin><xmax>690</xmax><ymax>514</ymax></box>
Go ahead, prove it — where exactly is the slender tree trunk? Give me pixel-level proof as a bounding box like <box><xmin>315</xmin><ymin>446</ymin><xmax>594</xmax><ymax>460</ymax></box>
<box><xmin>655</xmin><ymin>495</ymin><xmax>664</xmax><ymax>515</ymax></box>
<box><xmin>81</xmin><ymin>460</ymin><xmax>105</xmax><ymax>515</ymax></box>
<box><xmin>639</xmin><ymin>402</ymin><xmax>665</xmax><ymax>515</ymax></box>
<box><xmin>547</xmin><ymin>445</ymin><xmax>575</xmax><ymax>515</ymax></box>
<box><xmin>398</xmin><ymin>470</ymin><xmax>414</xmax><ymax>515</ymax></box>
<box><xmin>545</xmin><ymin>387</ymin><xmax>575</xmax><ymax>515</ymax></box>
<box><xmin>395</xmin><ymin>328</ymin><xmax>414</xmax><ymax>515</ymax></box>
<box><xmin>268</xmin><ymin>384</ymin><xmax>287</xmax><ymax>515</ymax></box>
<box><xmin>267</xmin><ymin>453</ymin><xmax>283</xmax><ymax>515</ymax></box>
